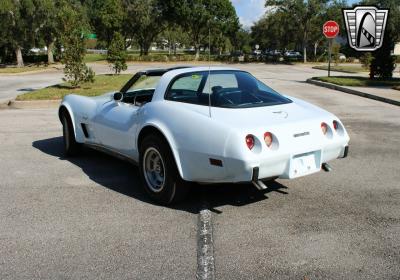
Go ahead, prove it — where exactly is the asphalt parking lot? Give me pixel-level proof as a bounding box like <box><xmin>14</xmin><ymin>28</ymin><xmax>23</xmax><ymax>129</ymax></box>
<box><xmin>0</xmin><ymin>64</ymin><xmax>399</xmax><ymax>279</ymax></box>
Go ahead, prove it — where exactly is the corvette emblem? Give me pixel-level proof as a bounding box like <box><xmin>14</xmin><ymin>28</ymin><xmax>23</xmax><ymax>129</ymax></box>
<box><xmin>343</xmin><ymin>6</ymin><xmax>389</xmax><ymax>51</ymax></box>
<box><xmin>273</xmin><ymin>111</ymin><xmax>288</xmax><ymax>118</ymax></box>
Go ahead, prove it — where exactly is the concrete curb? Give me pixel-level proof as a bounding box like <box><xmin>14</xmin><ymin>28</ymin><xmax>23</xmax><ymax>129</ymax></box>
<box><xmin>306</xmin><ymin>78</ymin><xmax>400</xmax><ymax>107</ymax></box>
<box><xmin>0</xmin><ymin>67</ymin><xmax>61</xmax><ymax>76</ymax></box>
<box><xmin>1</xmin><ymin>99</ymin><xmax>61</xmax><ymax>109</ymax></box>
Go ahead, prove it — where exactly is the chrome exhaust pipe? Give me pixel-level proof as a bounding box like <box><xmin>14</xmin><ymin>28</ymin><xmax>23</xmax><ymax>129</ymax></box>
<box><xmin>322</xmin><ymin>163</ymin><xmax>332</xmax><ymax>172</ymax></box>
<box><xmin>252</xmin><ymin>180</ymin><xmax>268</xmax><ymax>190</ymax></box>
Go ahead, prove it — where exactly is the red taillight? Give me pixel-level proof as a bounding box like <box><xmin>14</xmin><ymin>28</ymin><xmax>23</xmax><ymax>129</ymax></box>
<box><xmin>321</xmin><ymin>122</ymin><xmax>328</xmax><ymax>135</ymax></box>
<box><xmin>264</xmin><ymin>132</ymin><xmax>273</xmax><ymax>147</ymax></box>
<box><xmin>245</xmin><ymin>134</ymin><xmax>254</xmax><ymax>150</ymax></box>
<box><xmin>333</xmin><ymin>120</ymin><xmax>338</xmax><ymax>130</ymax></box>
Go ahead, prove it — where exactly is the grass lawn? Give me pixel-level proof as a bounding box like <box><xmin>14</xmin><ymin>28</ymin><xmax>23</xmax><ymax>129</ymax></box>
<box><xmin>16</xmin><ymin>74</ymin><xmax>131</xmax><ymax>101</ymax></box>
<box><xmin>313</xmin><ymin>76</ymin><xmax>400</xmax><ymax>87</ymax></box>
<box><xmin>84</xmin><ymin>53</ymin><xmax>107</xmax><ymax>62</ymax></box>
<box><xmin>0</xmin><ymin>65</ymin><xmax>55</xmax><ymax>74</ymax></box>
<box><xmin>313</xmin><ymin>65</ymin><xmax>369</xmax><ymax>73</ymax></box>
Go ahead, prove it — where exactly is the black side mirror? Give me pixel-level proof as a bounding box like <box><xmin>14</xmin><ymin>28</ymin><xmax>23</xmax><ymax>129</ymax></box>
<box><xmin>113</xmin><ymin>92</ymin><xmax>123</xmax><ymax>102</ymax></box>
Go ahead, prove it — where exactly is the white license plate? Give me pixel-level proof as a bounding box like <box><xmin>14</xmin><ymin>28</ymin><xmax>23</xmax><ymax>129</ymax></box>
<box><xmin>289</xmin><ymin>152</ymin><xmax>320</xmax><ymax>178</ymax></box>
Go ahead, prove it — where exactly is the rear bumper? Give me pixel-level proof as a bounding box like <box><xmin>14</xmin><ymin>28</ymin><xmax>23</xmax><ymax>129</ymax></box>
<box><xmin>208</xmin><ymin>144</ymin><xmax>349</xmax><ymax>183</ymax></box>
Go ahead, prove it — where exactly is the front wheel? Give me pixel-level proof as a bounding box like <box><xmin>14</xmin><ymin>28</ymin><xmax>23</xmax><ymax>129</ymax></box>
<box><xmin>61</xmin><ymin>112</ymin><xmax>81</xmax><ymax>156</ymax></box>
<box><xmin>139</xmin><ymin>135</ymin><xmax>188</xmax><ymax>205</ymax></box>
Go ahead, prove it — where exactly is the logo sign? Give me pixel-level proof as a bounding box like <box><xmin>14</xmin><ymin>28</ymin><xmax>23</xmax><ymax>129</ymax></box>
<box><xmin>343</xmin><ymin>6</ymin><xmax>389</xmax><ymax>51</ymax></box>
<box><xmin>323</xmin><ymin>21</ymin><xmax>339</xmax><ymax>38</ymax></box>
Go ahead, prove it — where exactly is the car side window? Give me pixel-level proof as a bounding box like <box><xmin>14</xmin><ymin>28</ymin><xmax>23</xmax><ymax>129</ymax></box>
<box><xmin>202</xmin><ymin>73</ymin><xmax>238</xmax><ymax>94</ymax></box>
<box><xmin>166</xmin><ymin>73</ymin><xmax>204</xmax><ymax>104</ymax></box>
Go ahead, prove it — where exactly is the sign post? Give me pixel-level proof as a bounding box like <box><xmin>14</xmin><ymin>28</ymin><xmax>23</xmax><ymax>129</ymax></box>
<box><xmin>323</xmin><ymin>21</ymin><xmax>339</xmax><ymax>77</ymax></box>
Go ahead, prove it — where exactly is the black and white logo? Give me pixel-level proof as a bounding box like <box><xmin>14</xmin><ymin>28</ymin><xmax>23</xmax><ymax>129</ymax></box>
<box><xmin>343</xmin><ymin>6</ymin><xmax>389</xmax><ymax>51</ymax></box>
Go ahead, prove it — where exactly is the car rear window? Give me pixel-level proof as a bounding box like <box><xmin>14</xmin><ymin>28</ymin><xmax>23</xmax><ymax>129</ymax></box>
<box><xmin>165</xmin><ymin>70</ymin><xmax>291</xmax><ymax>108</ymax></box>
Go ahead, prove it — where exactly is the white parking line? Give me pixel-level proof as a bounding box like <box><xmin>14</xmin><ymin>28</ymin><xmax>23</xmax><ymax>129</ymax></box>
<box><xmin>196</xmin><ymin>207</ymin><xmax>215</xmax><ymax>280</ymax></box>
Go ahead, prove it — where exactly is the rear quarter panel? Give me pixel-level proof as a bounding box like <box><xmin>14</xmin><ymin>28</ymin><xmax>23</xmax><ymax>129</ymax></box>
<box><xmin>138</xmin><ymin>100</ymin><xmax>233</xmax><ymax>181</ymax></box>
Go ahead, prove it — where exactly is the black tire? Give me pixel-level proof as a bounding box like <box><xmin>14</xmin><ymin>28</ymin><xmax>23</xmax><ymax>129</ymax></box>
<box><xmin>61</xmin><ymin>112</ymin><xmax>81</xmax><ymax>156</ymax></box>
<box><xmin>139</xmin><ymin>134</ymin><xmax>188</xmax><ymax>205</ymax></box>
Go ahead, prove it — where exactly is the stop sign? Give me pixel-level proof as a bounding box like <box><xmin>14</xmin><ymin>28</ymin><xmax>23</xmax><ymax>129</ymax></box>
<box><xmin>323</xmin><ymin>21</ymin><xmax>339</xmax><ymax>38</ymax></box>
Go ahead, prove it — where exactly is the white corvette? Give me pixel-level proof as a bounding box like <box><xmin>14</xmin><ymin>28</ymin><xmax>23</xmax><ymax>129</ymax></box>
<box><xmin>59</xmin><ymin>66</ymin><xmax>349</xmax><ymax>204</ymax></box>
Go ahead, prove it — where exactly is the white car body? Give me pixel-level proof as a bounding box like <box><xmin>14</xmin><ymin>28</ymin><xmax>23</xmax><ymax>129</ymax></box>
<box><xmin>59</xmin><ymin>66</ymin><xmax>349</xmax><ymax>186</ymax></box>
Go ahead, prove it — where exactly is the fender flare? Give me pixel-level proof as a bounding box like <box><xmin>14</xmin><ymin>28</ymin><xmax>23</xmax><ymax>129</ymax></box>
<box><xmin>137</xmin><ymin>122</ymin><xmax>185</xmax><ymax>179</ymax></box>
<box><xmin>58</xmin><ymin>102</ymin><xmax>78</xmax><ymax>141</ymax></box>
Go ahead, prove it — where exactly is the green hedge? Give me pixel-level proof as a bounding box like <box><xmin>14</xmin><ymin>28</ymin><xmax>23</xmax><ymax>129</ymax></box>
<box><xmin>125</xmin><ymin>54</ymin><xmax>225</xmax><ymax>62</ymax></box>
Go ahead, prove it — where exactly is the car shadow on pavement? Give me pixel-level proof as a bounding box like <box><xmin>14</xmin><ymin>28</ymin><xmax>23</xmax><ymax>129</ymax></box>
<box><xmin>32</xmin><ymin>136</ymin><xmax>289</xmax><ymax>214</ymax></box>
<box><xmin>199</xmin><ymin>181</ymin><xmax>288</xmax><ymax>214</ymax></box>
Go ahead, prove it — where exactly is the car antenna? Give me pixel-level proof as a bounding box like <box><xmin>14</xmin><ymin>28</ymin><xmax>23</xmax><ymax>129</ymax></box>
<box><xmin>208</xmin><ymin>23</ymin><xmax>212</xmax><ymax>118</ymax></box>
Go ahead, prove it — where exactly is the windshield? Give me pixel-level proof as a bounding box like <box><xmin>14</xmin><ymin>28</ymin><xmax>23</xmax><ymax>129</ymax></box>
<box><xmin>166</xmin><ymin>70</ymin><xmax>291</xmax><ymax>108</ymax></box>
<box><xmin>129</xmin><ymin>75</ymin><xmax>161</xmax><ymax>91</ymax></box>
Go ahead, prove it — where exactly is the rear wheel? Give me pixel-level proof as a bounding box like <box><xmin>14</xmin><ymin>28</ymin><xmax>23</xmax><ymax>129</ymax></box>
<box><xmin>61</xmin><ymin>112</ymin><xmax>81</xmax><ymax>156</ymax></box>
<box><xmin>139</xmin><ymin>134</ymin><xmax>188</xmax><ymax>205</ymax></box>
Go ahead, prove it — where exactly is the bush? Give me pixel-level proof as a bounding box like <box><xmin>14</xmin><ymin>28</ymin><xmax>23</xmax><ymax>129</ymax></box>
<box><xmin>369</xmin><ymin>34</ymin><xmax>396</xmax><ymax>79</ymax></box>
<box><xmin>331</xmin><ymin>42</ymin><xmax>341</xmax><ymax>65</ymax></box>
<box><xmin>346</xmin><ymin>57</ymin><xmax>356</xmax><ymax>63</ymax></box>
<box><xmin>124</xmin><ymin>53</ymin><xmax>223</xmax><ymax>62</ymax></box>
<box><xmin>107</xmin><ymin>32</ymin><xmax>127</xmax><ymax>75</ymax></box>
<box><xmin>62</xmin><ymin>29</ymin><xmax>95</xmax><ymax>87</ymax></box>
<box><xmin>360</xmin><ymin>53</ymin><xmax>373</xmax><ymax>69</ymax></box>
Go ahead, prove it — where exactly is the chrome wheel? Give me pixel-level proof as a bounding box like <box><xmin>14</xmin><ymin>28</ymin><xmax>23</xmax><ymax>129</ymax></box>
<box><xmin>143</xmin><ymin>147</ymin><xmax>166</xmax><ymax>192</ymax></box>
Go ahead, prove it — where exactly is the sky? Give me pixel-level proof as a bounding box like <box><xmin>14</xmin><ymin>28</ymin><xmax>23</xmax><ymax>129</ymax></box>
<box><xmin>231</xmin><ymin>0</ymin><xmax>360</xmax><ymax>30</ymax></box>
<box><xmin>231</xmin><ymin>0</ymin><xmax>267</xmax><ymax>30</ymax></box>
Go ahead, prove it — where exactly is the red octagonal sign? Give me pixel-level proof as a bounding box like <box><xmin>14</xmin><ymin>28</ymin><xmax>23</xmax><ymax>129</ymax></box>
<box><xmin>323</xmin><ymin>21</ymin><xmax>339</xmax><ymax>38</ymax></box>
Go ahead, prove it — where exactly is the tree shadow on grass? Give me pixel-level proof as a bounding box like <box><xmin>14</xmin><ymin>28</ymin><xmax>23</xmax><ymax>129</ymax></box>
<box><xmin>32</xmin><ymin>136</ymin><xmax>288</xmax><ymax>214</ymax></box>
<box><xmin>52</xmin><ymin>84</ymin><xmax>77</xmax><ymax>90</ymax></box>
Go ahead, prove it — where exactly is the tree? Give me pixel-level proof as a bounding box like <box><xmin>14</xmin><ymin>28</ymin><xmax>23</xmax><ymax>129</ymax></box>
<box><xmin>161</xmin><ymin>25</ymin><xmax>189</xmax><ymax>55</ymax></box>
<box><xmin>0</xmin><ymin>0</ymin><xmax>36</xmax><ymax>67</ymax></box>
<box><xmin>35</xmin><ymin>0</ymin><xmax>58</xmax><ymax>64</ymax></box>
<box><xmin>62</xmin><ymin>29</ymin><xmax>95</xmax><ymax>87</ymax></box>
<box><xmin>86</xmin><ymin>0</ymin><xmax>125</xmax><ymax>47</ymax></box>
<box><xmin>107</xmin><ymin>32</ymin><xmax>127</xmax><ymax>74</ymax></box>
<box><xmin>251</xmin><ymin>10</ymin><xmax>291</xmax><ymax>51</ymax></box>
<box><xmin>361</xmin><ymin>0</ymin><xmax>400</xmax><ymax>79</ymax></box>
<box><xmin>266</xmin><ymin>0</ymin><xmax>329</xmax><ymax>63</ymax></box>
<box><xmin>123</xmin><ymin>0</ymin><xmax>166</xmax><ymax>55</ymax></box>
<box><xmin>162</xmin><ymin>0</ymin><xmax>239</xmax><ymax>59</ymax></box>
<box><xmin>252</xmin><ymin>1</ymin><xmax>346</xmax><ymax>61</ymax></box>
<box><xmin>232</xmin><ymin>28</ymin><xmax>251</xmax><ymax>52</ymax></box>
<box><xmin>59</xmin><ymin>1</ymin><xmax>94</xmax><ymax>87</ymax></box>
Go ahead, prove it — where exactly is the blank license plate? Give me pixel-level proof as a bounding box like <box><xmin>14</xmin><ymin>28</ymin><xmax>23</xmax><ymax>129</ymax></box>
<box><xmin>290</xmin><ymin>152</ymin><xmax>319</xmax><ymax>178</ymax></box>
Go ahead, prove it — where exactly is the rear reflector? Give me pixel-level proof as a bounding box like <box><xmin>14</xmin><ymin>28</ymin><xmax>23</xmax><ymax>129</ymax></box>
<box><xmin>321</xmin><ymin>122</ymin><xmax>328</xmax><ymax>135</ymax></box>
<box><xmin>264</xmin><ymin>132</ymin><xmax>273</xmax><ymax>147</ymax></box>
<box><xmin>333</xmin><ymin>120</ymin><xmax>338</xmax><ymax>130</ymax></box>
<box><xmin>245</xmin><ymin>134</ymin><xmax>255</xmax><ymax>150</ymax></box>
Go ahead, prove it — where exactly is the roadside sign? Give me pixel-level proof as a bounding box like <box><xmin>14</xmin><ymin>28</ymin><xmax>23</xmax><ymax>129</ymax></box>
<box><xmin>323</xmin><ymin>21</ymin><xmax>339</xmax><ymax>38</ymax></box>
<box><xmin>323</xmin><ymin>21</ymin><xmax>339</xmax><ymax>77</ymax></box>
<box><xmin>86</xmin><ymin>33</ymin><xmax>97</xmax><ymax>39</ymax></box>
